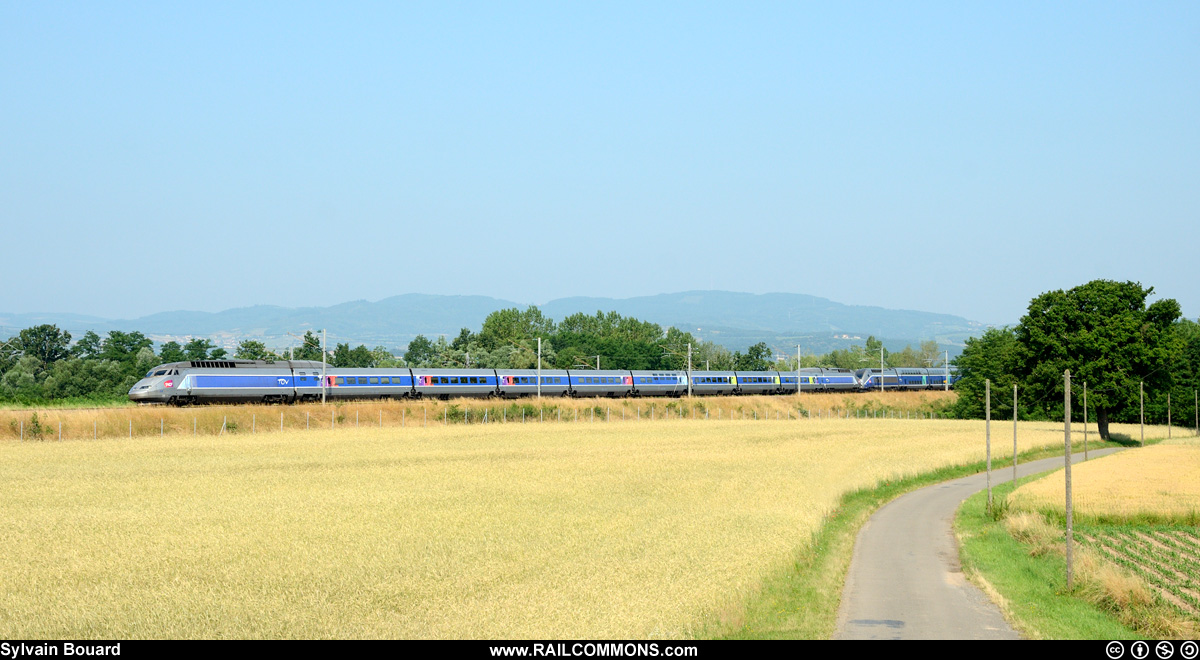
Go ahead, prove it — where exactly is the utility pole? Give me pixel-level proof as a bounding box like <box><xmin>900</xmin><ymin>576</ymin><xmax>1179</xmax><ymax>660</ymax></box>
<box><xmin>1083</xmin><ymin>382</ymin><xmax>1088</xmax><ymax>461</ymax></box>
<box><xmin>986</xmin><ymin>379</ymin><xmax>991</xmax><ymax>515</ymax></box>
<box><xmin>1064</xmin><ymin>369</ymin><xmax>1074</xmax><ymax>591</ymax></box>
<box><xmin>537</xmin><ymin>337</ymin><xmax>542</xmax><ymax>399</ymax></box>
<box><xmin>466</xmin><ymin>352</ymin><xmax>470</xmax><ymax>368</ymax></box>
<box><xmin>321</xmin><ymin>329</ymin><xmax>327</xmax><ymax>404</ymax></box>
<box><xmin>944</xmin><ymin>351</ymin><xmax>949</xmax><ymax>391</ymax></box>
<box><xmin>881</xmin><ymin>345</ymin><xmax>886</xmax><ymax>392</ymax></box>
<box><xmin>687</xmin><ymin>343</ymin><xmax>693</xmax><ymax>397</ymax></box>
<box><xmin>1013</xmin><ymin>383</ymin><xmax>1018</xmax><ymax>486</ymax></box>
<box><xmin>1140</xmin><ymin>380</ymin><xmax>1144</xmax><ymax>446</ymax></box>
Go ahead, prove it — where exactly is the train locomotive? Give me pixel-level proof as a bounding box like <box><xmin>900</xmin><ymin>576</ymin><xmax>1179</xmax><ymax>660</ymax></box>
<box><xmin>128</xmin><ymin>360</ymin><xmax>960</xmax><ymax>405</ymax></box>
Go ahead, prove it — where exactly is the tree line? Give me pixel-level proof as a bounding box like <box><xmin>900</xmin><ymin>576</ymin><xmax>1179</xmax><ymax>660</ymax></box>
<box><xmin>0</xmin><ymin>307</ymin><xmax>954</xmax><ymax>405</ymax></box>
<box><xmin>948</xmin><ymin>280</ymin><xmax>1200</xmax><ymax>439</ymax></box>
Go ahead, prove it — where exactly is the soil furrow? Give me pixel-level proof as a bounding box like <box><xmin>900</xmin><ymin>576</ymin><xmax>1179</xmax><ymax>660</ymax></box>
<box><xmin>1091</xmin><ymin>536</ymin><xmax>1200</xmax><ymax>616</ymax></box>
<box><xmin>1138</xmin><ymin>532</ymin><xmax>1200</xmax><ymax>577</ymax></box>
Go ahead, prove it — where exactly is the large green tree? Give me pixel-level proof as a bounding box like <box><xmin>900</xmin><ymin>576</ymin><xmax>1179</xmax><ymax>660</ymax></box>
<box><xmin>950</xmin><ymin>327</ymin><xmax>1019</xmax><ymax>419</ymax></box>
<box><xmin>1014</xmin><ymin>280</ymin><xmax>1183</xmax><ymax>439</ymax></box>
<box><xmin>234</xmin><ymin>340</ymin><xmax>277</xmax><ymax>361</ymax></box>
<box><xmin>404</xmin><ymin>335</ymin><xmax>437</xmax><ymax>367</ymax></box>
<box><xmin>100</xmin><ymin>331</ymin><xmax>154</xmax><ymax>366</ymax></box>
<box><xmin>15</xmin><ymin>324</ymin><xmax>72</xmax><ymax>370</ymax></box>
<box><xmin>478</xmin><ymin>306</ymin><xmax>555</xmax><ymax>350</ymax></box>
<box><xmin>70</xmin><ymin>330</ymin><xmax>103</xmax><ymax>360</ymax></box>
<box><xmin>183</xmin><ymin>338</ymin><xmax>215</xmax><ymax>360</ymax></box>
<box><xmin>159</xmin><ymin>341</ymin><xmax>186</xmax><ymax>363</ymax></box>
<box><xmin>291</xmin><ymin>331</ymin><xmax>323</xmax><ymax>361</ymax></box>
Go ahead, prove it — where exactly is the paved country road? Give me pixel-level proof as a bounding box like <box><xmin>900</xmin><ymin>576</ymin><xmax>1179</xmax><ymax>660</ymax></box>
<box><xmin>834</xmin><ymin>448</ymin><xmax>1122</xmax><ymax>640</ymax></box>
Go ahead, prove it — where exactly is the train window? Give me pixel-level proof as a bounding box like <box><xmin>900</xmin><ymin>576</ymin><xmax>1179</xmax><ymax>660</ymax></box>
<box><xmin>450</xmin><ymin>377</ymin><xmax>459</xmax><ymax>384</ymax></box>
<box><xmin>357</xmin><ymin>377</ymin><xmax>367</xmax><ymax>385</ymax></box>
<box><xmin>336</xmin><ymin>377</ymin><xmax>345</xmax><ymax>385</ymax></box>
<box><xmin>369</xmin><ymin>377</ymin><xmax>379</xmax><ymax>384</ymax></box>
<box><xmin>439</xmin><ymin>377</ymin><xmax>448</xmax><ymax>384</ymax></box>
<box><xmin>381</xmin><ymin>377</ymin><xmax>390</xmax><ymax>384</ymax></box>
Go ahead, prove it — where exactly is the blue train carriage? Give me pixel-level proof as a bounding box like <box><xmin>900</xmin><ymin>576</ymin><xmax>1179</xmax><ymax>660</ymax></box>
<box><xmin>629</xmin><ymin>370</ymin><xmax>686</xmax><ymax>397</ymax></box>
<box><xmin>169</xmin><ymin>359</ymin><xmax>307</xmax><ymax>404</ymax></box>
<box><xmin>324</xmin><ymin>368</ymin><xmax>416</xmax><ymax>400</ymax></box>
<box><xmin>921</xmin><ymin>367</ymin><xmax>960</xmax><ymax>389</ymax></box>
<box><xmin>411</xmin><ymin>368</ymin><xmax>498</xmax><ymax>399</ymax></box>
<box><xmin>775</xmin><ymin>372</ymin><xmax>800</xmax><ymax>394</ymax></box>
<box><xmin>734</xmin><ymin>371</ymin><xmax>782</xmax><ymax>395</ymax></box>
<box><xmin>293</xmin><ymin>363</ymin><xmax>332</xmax><ymax>401</ymax></box>
<box><xmin>796</xmin><ymin>368</ymin><xmax>825</xmax><ymax>392</ymax></box>
<box><xmin>496</xmin><ymin>369</ymin><xmax>571</xmax><ymax>398</ymax></box>
<box><xmin>568</xmin><ymin>370</ymin><xmax>633</xmax><ymax>397</ymax></box>
<box><xmin>817</xmin><ymin>367</ymin><xmax>860</xmax><ymax>392</ymax></box>
<box><xmin>855</xmin><ymin>368</ymin><xmax>901</xmax><ymax>391</ymax></box>
<box><xmin>688</xmin><ymin>371</ymin><xmax>737</xmax><ymax>396</ymax></box>
<box><xmin>891</xmin><ymin>368</ymin><xmax>926</xmax><ymax>390</ymax></box>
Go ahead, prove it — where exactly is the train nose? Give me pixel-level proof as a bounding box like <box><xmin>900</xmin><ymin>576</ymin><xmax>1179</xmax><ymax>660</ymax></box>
<box><xmin>128</xmin><ymin>378</ymin><xmax>171</xmax><ymax>402</ymax></box>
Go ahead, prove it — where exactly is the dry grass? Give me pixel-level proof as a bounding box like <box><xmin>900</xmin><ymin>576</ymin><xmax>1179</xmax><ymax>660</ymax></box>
<box><xmin>0</xmin><ymin>392</ymin><xmax>957</xmax><ymax>442</ymax></box>
<box><xmin>999</xmin><ymin>509</ymin><xmax>1197</xmax><ymax>638</ymax></box>
<box><xmin>2</xmin><ymin>415</ymin><xmax>1076</xmax><ymax>639</ymax></box>
<box><xmin>1004</xmin><ymin>440</ymin><xmax>1200</xmax><ymax>635</ymax></box>
<box><xmin>1009</xmin><ymin>440</ymin><xmax>1200</xmax><ymax>524</ymax></box>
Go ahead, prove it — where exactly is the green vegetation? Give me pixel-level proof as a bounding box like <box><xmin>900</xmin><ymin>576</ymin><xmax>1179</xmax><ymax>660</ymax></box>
<box><xmin>959</xmin><ymin>436</ymin><xmax>1200</xmax><ymax>639</ymax></box>
<box><xmin>956</xmin><ymin>478</ymin><xmax>1145</xmax><ymax>640</ymax></box>
<box><xmin>951</xmin><ymin>280</ymin><xmax>1200</xmax><ymax>437</ymax></box>
<box><xmin>1081</xmin><ymin>527</ymin><xmax>1200</xmax><ymax>620</ymax></box>
<box><xmin>714</xmin><ymin>436</ymin><xmax>1129</xmax><ymax>639</ymax></box>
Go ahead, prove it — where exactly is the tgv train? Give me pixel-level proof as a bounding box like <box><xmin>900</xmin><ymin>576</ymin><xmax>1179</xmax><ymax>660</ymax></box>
<box><xmin>128</xmin><ymin>360</ymin><xmax>959</xmax><ymax>405</ymax></box>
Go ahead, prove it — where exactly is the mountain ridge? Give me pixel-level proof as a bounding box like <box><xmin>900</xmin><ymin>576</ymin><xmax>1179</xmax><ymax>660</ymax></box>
<box><xmin>1</xmin><ymin>291</ymin><xmax>991</xmax><ymax>355</ymax></box>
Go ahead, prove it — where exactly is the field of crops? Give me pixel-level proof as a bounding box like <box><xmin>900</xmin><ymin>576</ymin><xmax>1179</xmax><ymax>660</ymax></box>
<box><xmin>0</xmin><ymin>416</ymin><xmax>1165</xmax><ymax>638</ymax></box>
<box><xmin>1080</xmin><ymin>529</ymin><xmax>1200</xmax><ymax>619</ymax></box>
<box><xmin>1008</xmin><ymin>442</ymin><xmax>1200</xmax><ymax>525</ymax></box>
<box><xmin>1008</xmin><ymin>440</ymin><xmax>1200</xmax><ymax>625</ymax></box>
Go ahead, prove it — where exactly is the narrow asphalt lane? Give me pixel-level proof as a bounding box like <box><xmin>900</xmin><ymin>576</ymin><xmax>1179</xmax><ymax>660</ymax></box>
<box><xmin>833</xmin><ymin>448</ymin><xmax>1121</xmax><ymax>640</ymax></box>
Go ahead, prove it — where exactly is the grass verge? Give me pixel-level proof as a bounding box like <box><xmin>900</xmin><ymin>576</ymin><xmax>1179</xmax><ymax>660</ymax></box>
<box><xmin>710</xmin><ymin>436</ymin><xmax>1132</xmax><ymax>639</ymax></box>
<box><xmin>955</xmin><ymin>476</ymin><xmax>1143</xmax><ymax>639</ymax></box>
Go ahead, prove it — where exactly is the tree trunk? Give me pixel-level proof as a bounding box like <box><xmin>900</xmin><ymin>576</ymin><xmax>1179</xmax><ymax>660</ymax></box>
<box><xmin>1097</xmin><ymin>408</ymin><xmax>1110</xmax><ymax>440</ymax></box>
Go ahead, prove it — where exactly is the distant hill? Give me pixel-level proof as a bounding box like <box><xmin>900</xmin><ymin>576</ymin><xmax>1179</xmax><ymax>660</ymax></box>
<box><xmin>0</xmin><ymin>291</ymin><xmax>989</xmax><ymax>357</ymax></box>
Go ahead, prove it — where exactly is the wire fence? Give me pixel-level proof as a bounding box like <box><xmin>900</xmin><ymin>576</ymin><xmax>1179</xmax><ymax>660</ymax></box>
<box><xmin>0</xmin><ymin>392</ymin><xmax>966</xmax><ymax>442</ymax></box>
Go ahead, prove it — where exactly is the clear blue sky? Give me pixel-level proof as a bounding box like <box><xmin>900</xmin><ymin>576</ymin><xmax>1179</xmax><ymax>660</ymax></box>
<box><xmin>2</xmin><ymin>2</ymin><xmax>1197</xmax><ymax>325</ymax></box>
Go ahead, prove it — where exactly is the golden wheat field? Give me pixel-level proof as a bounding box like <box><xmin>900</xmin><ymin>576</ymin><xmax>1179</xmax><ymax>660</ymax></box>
<box><xmin>0</xmin><ymin>416</ymin><xmax>1167</xmax><ymax>638</ymax></box>
<box><xmin>1009</xmin><ymin>439</ymin><xmax>1200</xmax><ymax>523</ymax></box>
